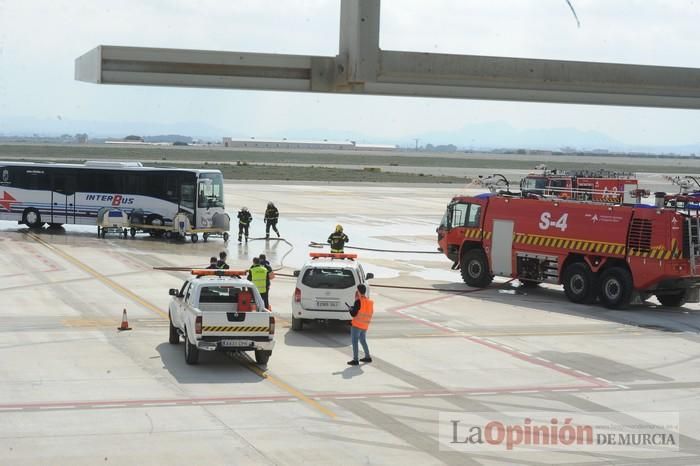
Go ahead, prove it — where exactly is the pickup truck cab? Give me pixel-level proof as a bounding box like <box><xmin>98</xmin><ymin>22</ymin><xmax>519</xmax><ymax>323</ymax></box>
<box><xmin>291</xmin><ymin>253</ymin><xmax>373</xmax><ymax>331</ymax></box>
<box><xmin>168</xmin><ymin>270</ymin><xmax>275</xmax><ymax>365</ymax></box>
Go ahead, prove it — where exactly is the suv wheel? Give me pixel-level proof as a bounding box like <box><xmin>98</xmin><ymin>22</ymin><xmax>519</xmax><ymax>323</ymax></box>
<box><xmin>184</xmin><ymin>330</ymin><xmax>199</xmax><ymax>365</ymax></box>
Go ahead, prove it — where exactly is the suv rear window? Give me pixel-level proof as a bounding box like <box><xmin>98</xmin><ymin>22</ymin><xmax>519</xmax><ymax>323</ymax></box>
<box><xmin>302</xmin><ymin>268</ymin><xmax>356</xmax><ymax>289</ymax></box>
<box><xmin>199</xmin><ymin>286</ymin><xmax>240</xmax><ymax>303</ymax></box>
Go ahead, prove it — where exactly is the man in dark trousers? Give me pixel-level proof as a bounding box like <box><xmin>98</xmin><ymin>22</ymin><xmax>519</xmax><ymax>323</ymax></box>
<box><xmin>264</xmin><ymin>202</ymin><xmax>280</xmax><ymax>239</ymax></box>
<box><xmin>347</xmin><ymin>284</ymin><xmax>373</xmax><ymax>366</ymax></box>
<box><xmin>247</xmin><ymin>257</ymin><xmax>271</xmax><ymax>309</ymax></box>
<box><xmin>237</xmin><ymin>206</ymin><xmax>252</xmax><ymax>243</ymax></box>
<box><xmin>328</xmin><ymin>224</ymin><xmax>349</xmax><ymax>253</ymax></box>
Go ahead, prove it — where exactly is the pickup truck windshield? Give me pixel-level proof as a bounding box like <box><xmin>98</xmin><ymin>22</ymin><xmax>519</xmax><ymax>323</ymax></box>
<box><xmin>199</xmin><ymin>286</ymin><xmax>240</xmax><ymax>303</ymax></box>
<box><xmin>302</xmin><ymin>268</ymin><xmax>356</xmax><ymax>289</ymax></box>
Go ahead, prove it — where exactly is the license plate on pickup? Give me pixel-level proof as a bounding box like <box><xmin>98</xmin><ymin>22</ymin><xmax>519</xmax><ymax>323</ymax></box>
<box><xmin>221</xmin><ymin>340</ymin><xmax>252</xmax><ymax>348</ymax></box>
<box><xmin>316</xmin><ymin>301</ymin><xmax>339</xmax><ymax>308</ymax></box>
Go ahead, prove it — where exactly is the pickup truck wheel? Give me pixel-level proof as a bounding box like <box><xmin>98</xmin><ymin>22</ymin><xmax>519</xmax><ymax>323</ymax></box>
<box><xmin>460</xmin><ymin>249</ymin><xmax>493</xmax><ymax>288</ymax></box>
<box><xmin>599</xmin><ymin>267</ymin><xmax>633</xmax><ymax>309</ymax></box>
<box><xmin>562</xmin><ymin>262</ymin><xmax>597</xmax><ymax>304</ymax></box>
<box><xmin>291</xmin><ymin>315</ymin><xmax>303</xmax><ymax>331</ymax></box>
<box><xmin>184</xmin><ymin>331</ymin><xmax>199</xmax><ymax>365</ymax></box>
<box><xmin>656</xmin><ymin>290</ymin><xmax>687</xmax><ymax>307</ymax></box>
<box><xmin>168</xmin><ymin>317</ymin><xmax>180</xmax><ymax>344</ymax></box>
<box><xmin>255</xmin><ymin>350</ymin><xmax>272</xmax><ymax>365</ymax></box>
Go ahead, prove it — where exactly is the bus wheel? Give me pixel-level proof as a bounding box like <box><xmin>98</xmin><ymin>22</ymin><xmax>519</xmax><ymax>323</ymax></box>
<box><xmin>130</xmin><ymin>227</ymin><xmax>136</xmax><ymax>238</ymax></box>
<box><xmin>191</xmin><ymin>234</ymin><xmax>198</xmax><ymax>243</ymax></box>
<box><xmin>460</xmin><ymin>249</ymin><xmax>493</xmax><ymax>288</ymax></box>
<box><xmin>23</xmin><ymin>208</ymin><xmax>42</xmax><ymax>229</ymax></box>
<box><xmin>223</xmin><ymin>232</ymin><xmax>230</xmax><ymax>242</ymax></box>
<box><xmin>562</xmin><ymin>262</ymin><xmax>597</xmax><ymax>304</ymax></box>
<box><xmin>202</xmin><ymin>233</ymin><xmax>209</xmax><ymax>242</ymax></box>
<box><xmin>599</xmin><ymin>267</ymin><xmax>633</xmax><ymax>309</ymax></box>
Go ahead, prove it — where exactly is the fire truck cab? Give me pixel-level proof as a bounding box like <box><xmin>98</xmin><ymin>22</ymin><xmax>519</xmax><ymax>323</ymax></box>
<box><xmin>437</xmin><ymin>193</ymin><xmax>700</xmax><ymax>309</ymax></box>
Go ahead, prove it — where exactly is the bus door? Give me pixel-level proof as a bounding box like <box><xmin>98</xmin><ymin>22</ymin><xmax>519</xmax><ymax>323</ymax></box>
<box><xmin>51</xmin><ymin>172</ymin><xmax>77</xmax><ymax>224</ymax></box>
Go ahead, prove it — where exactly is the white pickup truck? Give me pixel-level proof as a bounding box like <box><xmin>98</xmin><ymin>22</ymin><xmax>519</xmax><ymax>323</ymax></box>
<box><xmin>168</xmin><ymin>270</ymin><xmax>275</xmax><ymax>365</ymax></box>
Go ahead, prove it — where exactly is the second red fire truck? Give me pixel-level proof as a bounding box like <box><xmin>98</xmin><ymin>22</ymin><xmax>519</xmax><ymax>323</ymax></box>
<box><xmin>437</xmin><ymin>193</ymin><xmax>700</xmax><ymax>308</ymax></box>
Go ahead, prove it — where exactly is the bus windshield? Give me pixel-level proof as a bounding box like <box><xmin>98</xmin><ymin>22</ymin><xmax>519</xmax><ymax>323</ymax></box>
<box><xmin>197</xmin><ymin>173</ymin><xmax>224</xmax><ymax>208</ymax></box>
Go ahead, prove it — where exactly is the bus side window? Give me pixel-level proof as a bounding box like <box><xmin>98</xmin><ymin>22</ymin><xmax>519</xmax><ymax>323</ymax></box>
<box><xmin>466</xmin><ymin>204</ymin><xmax>481</xmax><ymax>228</ymax></box>
<box><xmin>181</xmin><ymin>184</ymin><xmax>195</xmax><ymax>210</ymax></box>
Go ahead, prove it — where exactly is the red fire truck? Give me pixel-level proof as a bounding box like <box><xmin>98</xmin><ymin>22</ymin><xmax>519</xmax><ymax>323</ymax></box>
<box><xmin>520</xmin><ymin>168</ymin><xmax>638</xmax><ymax>203</ymax></box>
<box><xmin>437</xmin><ymin>193</ymin><xmax>700</xmax><ymax>308</ymax></box>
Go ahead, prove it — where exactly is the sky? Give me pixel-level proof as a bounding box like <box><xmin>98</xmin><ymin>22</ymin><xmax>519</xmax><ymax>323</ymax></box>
<box><xmin>2</xmin><ymin>0</ymin><xmax>700</xmax><ymax>149</ymax></box>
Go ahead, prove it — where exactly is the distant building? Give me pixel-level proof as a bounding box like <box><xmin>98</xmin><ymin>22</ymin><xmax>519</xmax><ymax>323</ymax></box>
<box><xmin>222</xmin><ymin>137</ymin><xmax>396</xmax><ymax>151</ymax></box>
<box><xmin>75</xmin><ymin>133</ymin><xmax>88</xmax><ymax>144</ymax></box>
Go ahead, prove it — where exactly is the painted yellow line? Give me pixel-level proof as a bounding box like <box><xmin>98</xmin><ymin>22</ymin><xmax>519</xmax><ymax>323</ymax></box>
<box><xmin>243</xmin><ymin>362</ymin><xmax>337</xmax><ymax>419</ymax></box>
<box><xmin>27</xmin><ymin>232</ymin><xmax>168</xmax><ymax>318</ymax></box>
<box><xmin>27</xmin><ymin>233</ymin><xmax>336</xmax><ymax>418</ymax></box>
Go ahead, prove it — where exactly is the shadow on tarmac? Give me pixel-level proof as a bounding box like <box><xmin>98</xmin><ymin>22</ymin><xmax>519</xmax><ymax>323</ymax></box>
<box><xmin>155</xmin><ymin>342</ymin><xmax>265</xmax><ymax>384</ymax></box>
<box><xmin>283</xmin><ymin>321</ymin><xmax>350</xmax><ymax>348</ymax></box>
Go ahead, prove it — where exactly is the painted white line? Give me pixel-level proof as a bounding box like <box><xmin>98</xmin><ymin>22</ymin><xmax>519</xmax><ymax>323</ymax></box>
<box><xmin>554</xmin><ymin>363</ymin><xmax>572</xmax><ymax>370</ymax></box>
<box><xmin>615</xmin><ymin>384</ymin><xmax>629</xmax><ymax>389</ymax></box>
<box><xmin>512</xmin><ymin>390</ymin><xmax>539</xmax><ymax>394</ymax></box>
<box><xmin>596</xmin><ymin>377</ymin><xmax>613</xmax><ymax>384</ymax></box>
<box><xmin>592</xmin><ymin>387</ymin><xmax>613</xmax><ymax>391</ymax></box>
<box><xmin>474</xmin><ymin>392</ymin><xmax>497</xmax><ymax>396</ymax></box>
<box><xmin>240</xmin><ymin>399</ymin><xmax>274</xmax><ymax>404</ymax></box>
<box><xmin>517</xmin><ymin>351</ymin><xmax>531</xmax><ymax>356</ymax></box>
<box><xmin>534</xmin><ymin>357</ymin><xmax>550</xmax><ymax>363</ymax></box>
<box><xmin>573</xmin><ymin>370</ymin><xmax>592</xmax><ymax>376</ymax></box>
<box><xmin>423</xmin><ymin>393</ymin><xmax>447</xmax><ymax>397</ymax></box>
<box><xmin>92</xmin><ymin>404</ymin><xmax>129</xmax><ymax>408</ymax></box>
<box><xmin>193</xmin><ymin>401</ymin><xmax>225</xmax><ymax>405</ymax></box>
<box><xmin>552</xmin><ymin>389</ymin><xmax>580</xmax><ymax>392</ymax></box>
<box><xmin>380</xmin><ymin>394</ymin><xmax>411</xmax><ymax>399</ymax></box>
<box><xmin>39</xmin><ymin>405</ymin><xmax>75</xmax><ymax>410</ymax></box>
<box><xmin>444</xmin><ymin>327</ymin><xmax>458</xmax><ymax>332</ymax></box>
<box><xmin>418</xmin><ymin>318</ymin><xmax>430</xmax><ymax>322</ymax></box>
<box><xmin>0</xmin><ymin>407</ymin><xmax>24</xmax><ymax>411</ymax></box>
<box><xmin>143</xmin><ymin>402</ymin><xmax>177</xmax><ymax>407</ymax></box>
<box><xmin>335</xmin><ymin>396</ymin><xmax>367</xmax><ymax>400</ymax></box>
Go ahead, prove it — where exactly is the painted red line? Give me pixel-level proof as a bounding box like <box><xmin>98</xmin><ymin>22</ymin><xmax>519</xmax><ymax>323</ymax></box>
<box><xmin>0</xmin><ymin>382</ymin><xmax>618</xmax><ymax>412</ymax></box>
<box><xmin>387</xmin><ymin>300</ymin><xmax>610</xmax><ymax>388</ymax></box>
<box><xmin>0</xmin><ymin>393</ymin><xmax>293</xmax><ymax>410</ymax></box>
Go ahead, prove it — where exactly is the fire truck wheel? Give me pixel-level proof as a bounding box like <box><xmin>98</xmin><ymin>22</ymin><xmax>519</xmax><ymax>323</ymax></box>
<box><xmin>599</xmin><ymin>267</ymin><xmax>633</xmax><ymax>309</ymax></box>
<box><xmin>460</xmin><ymin>249</ymin><xmax>493</xmax><ymax>288</ymax></box>
<box><xmin>656</xmin><ymin>291</ymin><xmax>687</xmax><ymax>307</ymax></box>
<box><xmin>562</xmin><ymin>263</ymin><xmax>597</xmax><ymax>304</ymax></box>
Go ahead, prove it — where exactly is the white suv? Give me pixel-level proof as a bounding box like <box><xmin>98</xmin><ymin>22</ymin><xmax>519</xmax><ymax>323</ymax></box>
<box><xmin>291</xmin><ymin>253</ymin><xmax>373</xmax><ymax>331</ymax></box>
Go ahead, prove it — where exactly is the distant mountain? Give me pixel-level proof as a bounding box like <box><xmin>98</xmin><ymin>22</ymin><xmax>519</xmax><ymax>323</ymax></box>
<box><xmin>2</xmin><ymin>115</ymin><xmax>700</xmax><ymax>155</ymax></box>
<box><xmin>0</xmin><ymin>116</ymin><xmax>226</xmax><ymax>141</ymax></box>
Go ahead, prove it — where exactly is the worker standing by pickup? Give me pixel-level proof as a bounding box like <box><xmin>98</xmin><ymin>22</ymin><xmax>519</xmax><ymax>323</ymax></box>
<box><xmin>237</xmin><ymin>206</ymin><xmax>252</xmax><ymax>243</ymax></box>
<box><xmin>347</xmin><ymin>284</ymin><xmax>373</xmax><ymax>366</ymax></box>
<box><xmin>264</xmin><ymin>202</ymin><xmax>280</xmax><ymax>239</ymax></box>
<box><xmin>328</xmin><ymin>224</ymin><xmax>349</xmax><ymax>253</ymax></box>
<box><xmin>248</xmin><ymin>257</ymin><xmax>271</xmax><ymax>309</ymax></box>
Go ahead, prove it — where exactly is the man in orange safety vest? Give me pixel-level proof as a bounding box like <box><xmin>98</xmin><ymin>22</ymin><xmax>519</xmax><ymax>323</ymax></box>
<box><xmin>347</xmin><ymin>284</ymin><xmax>373</xmax><ymax>366</ymax></box>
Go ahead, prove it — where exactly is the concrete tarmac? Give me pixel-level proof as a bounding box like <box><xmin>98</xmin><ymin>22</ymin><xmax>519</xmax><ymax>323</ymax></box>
<box><xmin>1</xmin><ymin>182</ymin><xmax>699</xmax><ymax>465</ymax></box>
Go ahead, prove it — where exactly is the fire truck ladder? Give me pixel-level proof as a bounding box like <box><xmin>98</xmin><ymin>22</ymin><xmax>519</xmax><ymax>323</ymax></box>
<box><xmin>686</xmin><ymin>216</ymin><xmax>700</xmax><ymax>275</ymax></box>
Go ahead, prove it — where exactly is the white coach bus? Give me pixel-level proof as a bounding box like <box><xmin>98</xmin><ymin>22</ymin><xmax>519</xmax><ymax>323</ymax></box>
<box><xmin>0</xmin><ymin>161</ymin><xmax>230</xmax><ymax>236</ymax></box>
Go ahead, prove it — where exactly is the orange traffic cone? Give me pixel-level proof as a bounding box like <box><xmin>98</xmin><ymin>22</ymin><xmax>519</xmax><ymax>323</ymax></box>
<box><xmin>117</xmin><ymin>308</ymin><xmax>132</xmax><ymax>331</ymax></box>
